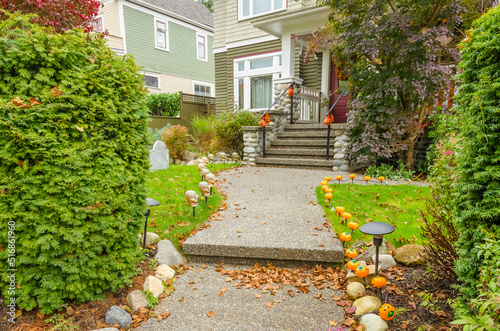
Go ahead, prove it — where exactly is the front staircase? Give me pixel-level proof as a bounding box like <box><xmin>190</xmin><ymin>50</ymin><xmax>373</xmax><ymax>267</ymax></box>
<box><xmin>256</xmin><ymin>123</ymin><xmax>337</xmax><ymax>170</ymax></box>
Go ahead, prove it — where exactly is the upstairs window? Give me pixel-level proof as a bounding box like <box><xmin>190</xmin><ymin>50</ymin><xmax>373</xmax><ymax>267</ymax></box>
<box><xmin>239</xmin><ymin>0</ymin><xmax>286</xmax><ymax>20</ymax></box>
<box><xmin>91</xmin><ymin>15</ymin><xmax>104</xmax><ymax>33</ymax></box>
<box><xmin>197</xmin><ymin>33</ymin><xmax>207</xmax><ymax>61</ymax></box>
<box><xmin>155</xmin><ymin>18</ymin><xmax>168</xmax><ymax>51</ymax></box>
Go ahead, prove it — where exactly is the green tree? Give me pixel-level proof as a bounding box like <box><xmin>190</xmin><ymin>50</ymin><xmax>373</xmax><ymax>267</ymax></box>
<box><xmin>199</xmin><ymin>0</ymin><xmax>213</xmax><ymax>13</ymax></box>
<box><xmin>0</xmin><ymin>12</ymin><xmax>149</xmax><ymax>313</ymax></box>
<box><xmin>452</xmin><ymin>4</ymin><xmax>500</xmax><ymax>313</ymax></box>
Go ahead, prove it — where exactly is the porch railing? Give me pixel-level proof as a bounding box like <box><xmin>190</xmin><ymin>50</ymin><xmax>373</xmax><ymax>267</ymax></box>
<box><xmin>260</xmin><ymin>82</ymin><xmax>295</xmax><ymax>158</ymax></box>
<box><xmin>325</xmin><ymin>89</ymin><xmax>348</xmax><ymax>160</ymax></box>
<box><xmin>299</xmin><ymin>86</ymin><xmax>322</xmax><ymax>122</ymax></box>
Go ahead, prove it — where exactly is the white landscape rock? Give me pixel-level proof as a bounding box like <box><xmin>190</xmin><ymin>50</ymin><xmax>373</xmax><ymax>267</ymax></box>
<box><xmin>346</xmin><ymin>282</ymin><xmax>366</xmax><ymax>299</ymax></box>
<box><xmin>359</xmin><ymin>313</ymin><xmax>388</xmax><ymax>331</ymax></box>
<box><xmin>126</xmin><ymin>290</ymin><xmax>148</xmax><ymax>311</ymax></box>
<box><xmin>352</xmin><ymin>296</ymin><xmax>382</xmax><ymax>316</ymax></box>
<box><xmin>139</xmin><ymin>232</ymin><xmax>159</xmax><ymax>246</ymax></box>
<box><xmin>155</xmin><ymin>264</ymin><xmax>175</xmax><ymax>282</ymax></box>
<box><xmin>371</xmin><ymin>254</ymin><xmax>397</xmax><ymax>271</ymax></box>
<box><xmin>143</xmin><ymin>275</ymin><xmax>164</xmax><ymax>298</ymax></box>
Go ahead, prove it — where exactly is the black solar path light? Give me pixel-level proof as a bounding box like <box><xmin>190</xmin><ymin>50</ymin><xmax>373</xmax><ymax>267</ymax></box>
<box><xmin>144</xmin><ymin>198</ymin><xmax>161</xmax><ymax>249</ymax></box>
<box><xmin>359</xmin><ymin>221</ymin><xmax>395</xmax><ymax>278</ymax></box>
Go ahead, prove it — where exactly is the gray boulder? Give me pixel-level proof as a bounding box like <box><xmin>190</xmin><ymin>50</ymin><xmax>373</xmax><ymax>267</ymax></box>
<box><xmin>104</xmin><ymin>305</ymin><xmax>132</xmax><ymax>328</ymax></box>
<box><xmin>155</xmin><ymin>239</ymin><xmax>184</xmax><ymax>266</ymax></box>
<box><xmin>126</xmin><ymin>290</ymin><xmax>148</xmax><ymax>311</ymax></box>
<box><xmin>359</xmin><ymin>314</ymin><xmax>388</xmax><ymax>331</ymax></box>
<box><xmin>371</xmin><ymin>254</ymin><xmax>397</xmax><ymax>271</ymax></box>
<box><xmin>394</xmin><ymin>244</ymin><xmax>427</xmax><ymax>266</ymax></box>
<box><xmin>352</xmin><ymin>296</ymin><xmax>382</xmax><ymax>316</ymax></box>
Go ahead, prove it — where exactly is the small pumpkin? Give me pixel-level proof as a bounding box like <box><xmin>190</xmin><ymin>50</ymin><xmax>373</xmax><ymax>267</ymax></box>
<box><xmin>342</xmin><ymin>212</ymin><xmax>352</xmax><ymax>220</ymax></box>
<box><xmin>379</xmin><ymin>304</ymin><xmax>396</xmax><ymax>321</ymax></box>
<box><xmin>336</xmin><ymin>175</ymin><xmax>343</xmax><ymax>181</ymax></box>
<box><xmin>349</xmin><ymin>174</ymin><xmax>356</xmax><ymax>179</ymax></box>
<box><xmin>325</xmin><ymin>187</ymin><xmax>333</xmax><ymax>194</ymax></box>
<box><xmin>325</xmin><ymin>192</ymin><xmax>333</xmax><ymax>200</ymax></box>
<box><xmin>345</xmin><ymin>248</ymin><xmax>357</xmax><ymax>259</ymax></box>
<box><xmin>347</xmin><ymin>259</ymin><xmax>360</xmax><ymax>270</ymax></box>
<box><xmin>335</xmin><ymin>206</ymin><xmax>345</xmax><ymax>216</ymax></box>
<box><xmin>321</xmin><ymin>180</ymin><xmax>328</xmax><ymax>186</ymax></box>
<box><xmin>371</xmin><ymin>276</ymin><xmax>387</xmax><ymax>288</ymax></box>
<box><xmin>339</xmin><ymin>232</ymin><xmax>351</xmax><ymax>242</ymax></box>
<box><xmin>323</xmin><ymin>114</ymin><xmax>334</xmax><ymax>126</ymax></box>
<box><xmin>287</xmin><ymin>86</ymin><xmax>294</xmax><ymax>96</ymax></box>
<box><xmin>321</xmin><ymin>185</ymin><xmax>328</xmax><ymax>192</ymax></box>
<box><xmin>324</xmin><ymin>176</ymin><xmax>331</xmax><ymax>182</ymax></box>
<box><xmin>348</xmin><ymin>221</ymin><xmax>359</xmax><ymax>230</ymax></box>
<box><xmin>364</xmin><ymin>176</ymin><xmax>371</xmax><ymax>181</ymax></box>
<box><xmin>378</xmin><ymin>176</ymin><xmax>385</xmax><ymax>182</ymax></box>
<box><xmin>355</xmin><ymin>265</ymin><xmax>369</xmax><ymax>278</ymax></box>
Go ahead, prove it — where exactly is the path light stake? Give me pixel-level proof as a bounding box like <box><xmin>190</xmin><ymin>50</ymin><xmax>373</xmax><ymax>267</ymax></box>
<box><xmin>342</xmin><ymin>212</ymin><xmax>352</xmax><ymax>226</ymax></box>
<box><xmin>199</xmin><ymin>181</ymin><xmax>210</xmax><ymax>204</ymax></box>
<box><xmin>220</xmin><ymin>152</ymin><xmax>226</xmax><ymax>164</ymax></box>
<box><xmin>336</xmin><ymin>175</ymin><xmax>343</xmax><ymax>184</ymax></box>
<box><xmin>144</xmin><ymin>198</ymin><xmax>160</xmax><ymax>249</ymax></box>
<box><xmin>208</xmin><ymin>154</ymin><xmax>215</xmax><ymax>168</ymax></box>
<box><xmin>206</xmin><ymin>173</ymin><xmax>216</xmax><ymax>196</ymax></box>
<box><xmin>378</xmin><ymin>176</ymin><xmax>385</xmax><ymax>185</ymax></box>
<box><xmin>364</xmin><ymin>175</ymin><xmax>371</xmax><ymax>185</ymax></box>
<box><xmin>201</xmin><ymin>168</ymin><xmax>211</xmax><ymax>180</ymax></box>
<box><xmin>198</xmin><ymin>162</ymin><xmax>206</xmax><ymax>181</ymax></box>
<box><xmin>335</xmin><ymin>206</ymin><xmax>345</xmax><ymax>219</ymax></box>
<box><xmin>288</xmin><ymin>86</ymin><xmax>294</xmax><ymax>124</ymax></box>
<box><xmin>185</xmin><ymin>190</ymin><xmax>199</xmax><ymax>217</ymax></box>
<box><xmin>349</xmin><ymin>173</ymin><xmax>356</xmax><ymax>184</ymax></box>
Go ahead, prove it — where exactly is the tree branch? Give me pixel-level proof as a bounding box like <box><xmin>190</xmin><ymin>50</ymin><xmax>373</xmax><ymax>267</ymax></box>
<box><xmin>428</xmin><ymin>0</ymin><xmax>445</xmax><ymax>27</ymax></box>
<box><xmin>386</xmin><ymin>0</ymin><xmax>396</xmax><ymax>13</ymax></box>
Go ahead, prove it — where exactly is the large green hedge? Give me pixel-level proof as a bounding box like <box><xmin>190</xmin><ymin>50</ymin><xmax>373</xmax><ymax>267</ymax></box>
<box><xmin>453</xmin><ymin>5</ymin><xmax>500</xmax><ymax>313</ymax></box>
<box><xmin>0</xmin><ymin>12</ymin><xmax>149</xmax><ymax>313</ymax></box>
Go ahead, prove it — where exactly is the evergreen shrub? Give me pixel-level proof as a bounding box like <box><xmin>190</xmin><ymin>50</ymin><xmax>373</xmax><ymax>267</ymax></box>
<box><xmin>0</xmin><ymin>12</ymin><xmax>149</xmax><ymax>313</ymax></box>
<box><xmin>145</xmin><ymin>92</ymin><xmax>180</xmax><ymax>117</ymax></box>
<box><xmin>216</xmin><ymin>110</ymin><xmax>259</xmax><ymax>157</ymax></box>
<box><xmin>191</xmin><ymin>114</ymin><xmax>220</xmax><ymax>154</ymax></box>
<box><xmin>453</xmin><ymin>5</ymin><xmax>500</xmax><ymax>313</ymax></box>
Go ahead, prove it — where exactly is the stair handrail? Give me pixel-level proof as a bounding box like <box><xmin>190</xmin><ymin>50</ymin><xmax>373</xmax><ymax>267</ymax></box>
<box><xmin>260</xmin><ymin>82</ymin><xmax>295</xmax><ymax>158</ymax></box>
<box><xmin>325</xmin><ymin>89</ymin><xmax>348</xmax><ymax>161</ymax></box>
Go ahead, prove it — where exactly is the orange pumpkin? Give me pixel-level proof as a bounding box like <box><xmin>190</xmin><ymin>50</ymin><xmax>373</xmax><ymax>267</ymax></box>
<box><xmin>325</xmin><ymin>187</ymin><xmax>333</xmax><ymax>194</ymax></box>
<box><xmin>342</xmin><ymin>212</ymin><xmax>352</xmax><ymax>220</ymax></box>
<box><xmin>336</xmin><ymin>175</ymin><xmax>343</xmax><ymax>181</ymax></box>
<box><xmin>323</xmin><ymin>114</ymin><xmax>334</xmax><ymax>126</ymax></box>
<box><xmin>345</xmin><ymin>248</ymin><xmax>358</xmax><ymax>259</ymax></box>
<box><xmin>339</xmin><ymin>232</ymin><xmax>351</xmax><ymax>242</ymax></box>
<box><xmin>378</xmin><ymin>176</ymin><xmax>385</xmax><ymax>182</ymax></box>
<box><xmin>325</xmin><ymin>192</ymin><xmax>333</xmax><ymax>200</ymax></box>
<box><xmin>324</xmin><ymin>176</ymin><xmax>331</xmax><ymax>182</ymax></box>
<box><xmin>321</xmin><ymin>180</ymin><xmax>328</xmax><ymax>186</ymax></box>
<box><xmin>364</xmin><ymin>176</ymin><xmax>371</xmax><ymax>181</ymax></box>
<box><xmin>347</xmin><ymin>260</ymin><xmax>360</xmax><ymax>270</ymax></box>
<box><xmin>355</xmin><ymin>265</ymin><xmax>369</xmax><ymax>278</ymax></box>
<box><xmin>379</xmin><ymin>304</ymin><xmax>396</xmax><ymax>321</ymax></box>
<box><xmin>371</xmin><ymin>276</ymin><xmax>387</xmax><ymax>288</ymax></box>
<box><xmin>287</xmin><ymin>86</ymin><xmax>294</xmax><ymax>96</ymax></box>
<box><xmin>321</xmin><ymin>185</ymin><xmax>328</xmax><ymax>192</ymax></box>
<box><xmin>335</xmin><ymin>206</ymin><xmax>345</xmax><ymax>216</ymax></box>
<box><xmin>348</xmin><ymin>221</ymin><xmax>359</xmax><ymax>230</ymax></box>
<box><xmin>349</xmin><ymin>174</ymin><xmax>356</xmax><ymax>179</ymax></box>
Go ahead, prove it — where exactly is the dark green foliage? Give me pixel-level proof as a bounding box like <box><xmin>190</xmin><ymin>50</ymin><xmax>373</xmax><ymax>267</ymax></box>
<box><xmin>145</xmin><ymin>93</ymin><xmax>180</xmax><ymax>117</ymax></box>
<box><xmin>216</xmin><ymin>110</ymin><xmax>259</xmax><ymax>158</ymax></box>
<box><xmin>0</xmin><ymin>12</ymin><xmax>149</xmax><ymax>313</ymax></box>
<box><xmin>453</xmin><ymin>5</ymin><xmax>500</xmax><ymax>313</ymax></box>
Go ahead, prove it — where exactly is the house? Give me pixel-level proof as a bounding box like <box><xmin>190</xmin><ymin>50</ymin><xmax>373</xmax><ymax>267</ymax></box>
<box><xmin>96</xmin><ymin>0</ymin><xmax>215</xmax><ymax>97</ymax></box>
<box><xmin>213</xmin><ymin>0</ymin><xmax>348</xmax><ymax>122</ymax></box>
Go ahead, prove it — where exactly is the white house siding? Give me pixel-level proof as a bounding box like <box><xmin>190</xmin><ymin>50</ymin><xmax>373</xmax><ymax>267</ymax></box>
<box><xmin>100</xmin><ymin>0</ymin><xmax>124</xmax><ymax>51</ymax></box>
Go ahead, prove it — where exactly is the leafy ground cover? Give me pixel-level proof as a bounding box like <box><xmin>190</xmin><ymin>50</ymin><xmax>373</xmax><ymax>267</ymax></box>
<box><xmin>317</xmin><ymin>183</ymin><xmax>430</xmax><ymax>248</ymax></box>
<box><xmin>145</xmin><ymin>163</ymin><xmax>237</xmax><ymax>251</ymax></box>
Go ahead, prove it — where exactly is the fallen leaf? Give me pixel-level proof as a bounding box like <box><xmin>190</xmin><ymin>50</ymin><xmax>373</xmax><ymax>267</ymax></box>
<box><xmin>75</xmin><ymin>125</ymin><xmax>84</xmax><ymax>132</ymax></box>
<box><xmin>347</xmin><ymin>306</ymin><xmax>356</xmax><ymax>314</ymax></box>
<box><xmin>156</xmin><ymin>310</ymin><xmax>171</xmax><ymax>322</ymax></box>
<box><xmin>329</xmin><ymin>320</ymin><xmax>338</xmax><ymax>326</ymax></box>
<box><xmin>220</xmin><ymin>286</ymin><xmax>228</xmax><ymax>292</ymax></box>
<box><xmin>266</xmin><ymin>302</ymin><xmax>273</xmax><ymax>308</ymax></box>
<box><xmin>51</xmin><ymin>86</ymin><xmax>63</xmax><ymax>97</ymax></box>
<box><xmin>254</xmin><ymin>293</ymin><xmax>262</xmax><ymax>298</ymax></box>
<box><xmin>29</xmin><ymin>98</ymin><xmax>42</xmax><ymax>107</ymax></box>
<box><xmin>89</xmin><ymin>58</ymin><xmax>95</xmax><ymax>64</ymax></box>
<box><xmin>206</xmin><ymin>311</ymin><xmax>215</xmax><ymax>317</ymax></box>
<box><xmin>179</xmin><ymin>297</ymin><xmax>184</xmax><ymax>302</ymax></box>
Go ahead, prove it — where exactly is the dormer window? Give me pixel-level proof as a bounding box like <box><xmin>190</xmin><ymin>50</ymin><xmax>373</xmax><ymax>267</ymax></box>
<box><xmin>238</xmin><ymin>0</ymin><xmax>286</xmax><ymax>20</ymax></box>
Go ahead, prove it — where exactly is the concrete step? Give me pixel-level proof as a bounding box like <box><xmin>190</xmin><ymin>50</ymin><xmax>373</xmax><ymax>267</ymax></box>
<box><xmin>284</xmin><ymin>123</ymin><xmax>348</xmax><ymax>131</ymax></box>
<box><xmin>182</xmin><ymin>167</ymin><xmax>345</xmax><ymax>266</ymax></box>
<box><xmin>277</xmin><ymin>131</ymin><xmax>330</xmax><ymax>139</ymax></box>
<box><xmin>255</xmin><ymin>157</ymin><xmax>334</xmax><ymax>170</ymax></box>
<box><xmin>264</xmin><ymin>148</ymin><xmax>333</xmax><ymax>159</ymax></box>
<box><xmin>270</xmin><ymin>139</ymin><xmax>335</xmax><ymax>148</ymax></box>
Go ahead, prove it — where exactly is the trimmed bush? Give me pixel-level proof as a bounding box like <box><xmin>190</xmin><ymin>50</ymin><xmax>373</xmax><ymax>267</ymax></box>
<box><xmin>161</xmin><ymin>125</ymin><xmax>189</xmax><ymax>161</ymax></box>
<box><xmin>216</xmin><ymin>110</ymin><xmax>259</xmax><ymax>157</ymax></box>
<box><xmin>191</xmin><ymin>114</ymin><xmax>220</xmax><ymax>154</ymax></box>
<box><xmin>146</xmin><ymin>92</ymin><xmax>180</xmax><ymax>117</ymax></box>
<box><xmin>0</xmin><ymin>12</ymin><xmax>149</xmax><ymax>313</ymax></box>
<box><xmin>453</xmin><ymin>6</ymin><xmax>500</xmax><ymax>313</ymax></box>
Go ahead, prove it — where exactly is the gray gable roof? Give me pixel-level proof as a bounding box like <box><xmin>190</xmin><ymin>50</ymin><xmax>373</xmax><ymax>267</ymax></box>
<box><xmin>140</xmin><ymin>0</ymin><xmax>213</xmax><ymax>28</ymax></box>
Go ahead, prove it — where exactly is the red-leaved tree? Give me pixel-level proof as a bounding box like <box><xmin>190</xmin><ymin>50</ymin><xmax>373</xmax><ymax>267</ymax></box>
<box><xmin>0</xmin><ymin>0</ymin><xmax>101</xmax><ymax>32</ymax></box>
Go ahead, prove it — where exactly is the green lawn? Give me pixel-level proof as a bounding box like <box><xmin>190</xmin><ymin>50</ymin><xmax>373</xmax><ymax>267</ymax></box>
<box><xmin>316</xmin><ymin>183</ymin><xmax>430</xmax><ymax>248</ymax></box>
<box><xmin>145</xmin><ymin>163</ymin><xmax>238</xmax><ymax>252</ymax></box>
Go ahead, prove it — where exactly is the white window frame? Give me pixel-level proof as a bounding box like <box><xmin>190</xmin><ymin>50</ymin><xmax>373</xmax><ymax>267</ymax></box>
<box><xmin>233</xmin><ymin>52</ymin><xmax>282</xmax><ymax>111</ymax></box>
<box><xmin>238</xmin><ymin>0</ymin><xmax>287</xmax><ymax>20</ymax></box>
<box><xmin>91</xmin><ymin>14</ymin><xmax>104</xmax><ymax>33</ymax></box>
<box><xmin>193</xmin><ymin>81</ymin><xmax>214</xmax><ymax>97</ymax></box>
<box><xmin>154</xmin><ymin>17</ymin><xmax>169</xmax><ymax>52</ymax></box>
<box><xmin>196</xmin><ymin>32</ymin><xmax>208</xmax><ymax>61</ymax></box>
<box><xmin>142</xmin><ymin>72</ymin><xmax>161</xmax><ymax>89</ymax></box>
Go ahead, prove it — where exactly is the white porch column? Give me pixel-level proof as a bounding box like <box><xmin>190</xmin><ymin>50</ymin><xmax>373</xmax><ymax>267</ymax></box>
<box><xmin>281</xmin><ymin>33</ymin><xmax>295</xmax><ymax>79</ymax></box>
<box><xmin>321</xmin><ymin>49</ymin><xmax>330</xmax><ymax>97</ymax></box>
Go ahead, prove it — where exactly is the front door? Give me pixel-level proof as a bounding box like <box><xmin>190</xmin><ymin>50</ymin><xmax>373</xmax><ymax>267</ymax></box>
<box><xmin>329</xmin><ymin>61</ymin><xmax>350</xmax><ymax>123</ymax></box>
